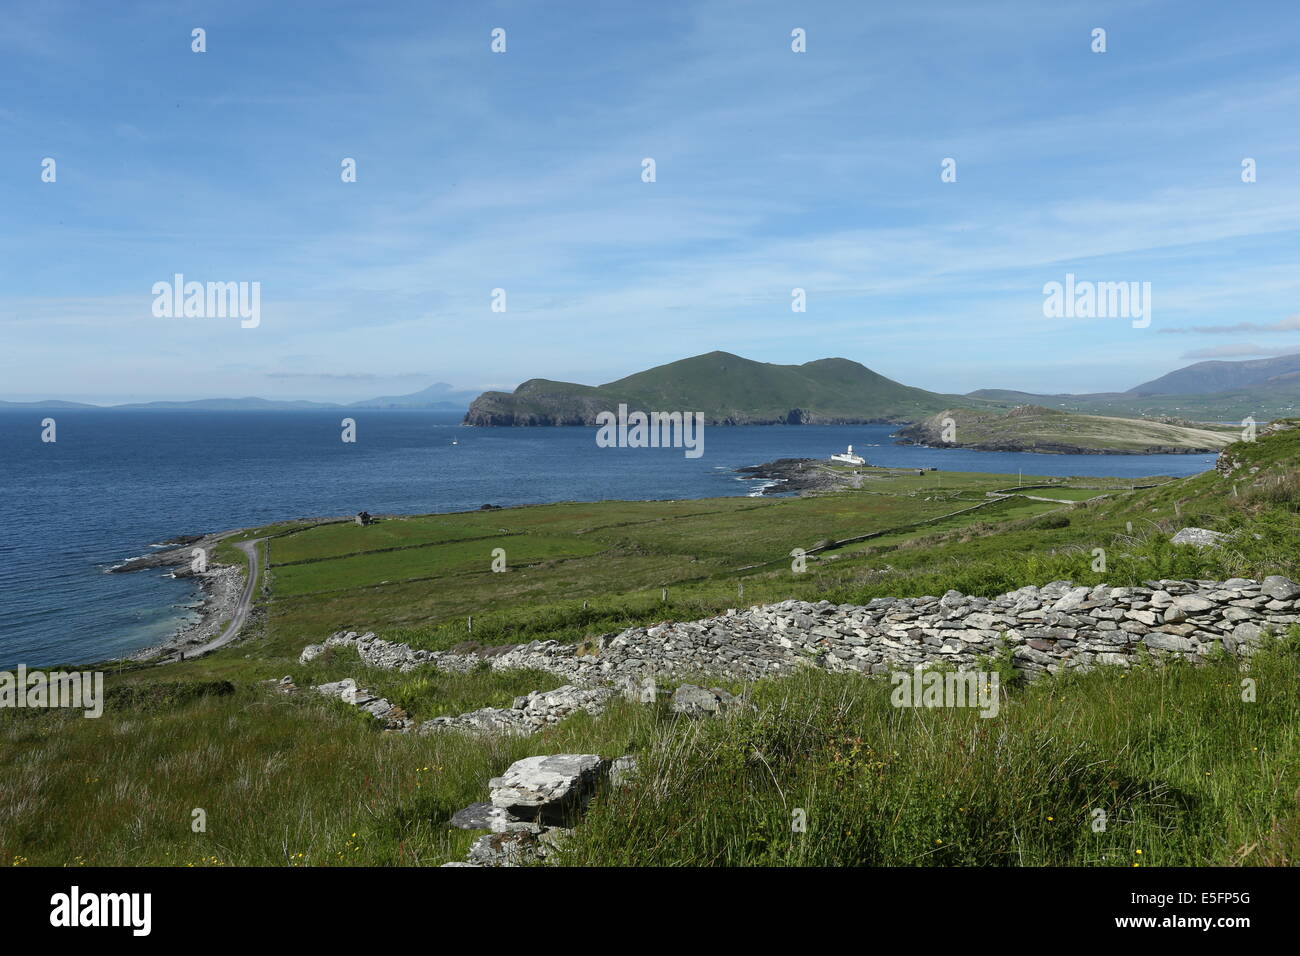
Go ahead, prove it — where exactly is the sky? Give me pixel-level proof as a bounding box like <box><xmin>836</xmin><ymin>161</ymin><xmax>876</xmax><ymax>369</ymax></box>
<box><xmin>2</xmin><ymin>0</ymin><xmax>1300</xmax><ymax>404</ymax></box>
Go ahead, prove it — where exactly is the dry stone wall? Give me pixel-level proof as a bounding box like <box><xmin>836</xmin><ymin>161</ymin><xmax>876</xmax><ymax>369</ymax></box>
<box><xmin>300</xmin><ymin>576</ymin><xmax>1300</xmax><ymax>691</ymax></box>
<box><xmin>291</xmin><ymin>575</ymin><xmax>1300</xmax><ymax>866</ymax></box>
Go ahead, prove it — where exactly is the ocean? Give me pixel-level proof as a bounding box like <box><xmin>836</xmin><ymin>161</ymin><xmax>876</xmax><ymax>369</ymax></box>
<box><xmin>0</xmin><ymin>409</ymin><xmax>1218</xmax><ymax>669</ymax></box>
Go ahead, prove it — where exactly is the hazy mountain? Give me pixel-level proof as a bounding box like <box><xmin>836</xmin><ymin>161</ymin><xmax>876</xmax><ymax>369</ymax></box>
<box><xmin>349</xmin><ymin>383</ymin><xmax>481</xmax><ymax>409</ymax></box>
<box><xmin>0</xmin><ymin>383</ymin><xmax>478</xmax><ymax>411</ymax></box>
<box><xmin>966</xmin><ymin>353</ymin><xmax>1300</xmax><ymax>421</ymax></box>
<box><xmin>112</xmin><ymin>397</ymin><xmax>339</xmax><ymax>410</ymax></box>
<box><xmin>0</xmin><ymin>399</ymin><xmax>97</xmax><ymax>408</ymax></box>
<box><xmin>1127</xmin><ymin>353</ymin><xmax>1300</xmax><ymax>395</ymax></box>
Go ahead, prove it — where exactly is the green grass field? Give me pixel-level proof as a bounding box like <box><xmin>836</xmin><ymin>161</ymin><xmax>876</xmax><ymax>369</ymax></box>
<box><xmin>3</xmin><ymin>424</ymin><xmax>1299</xmax><ymax>867</ymax></box>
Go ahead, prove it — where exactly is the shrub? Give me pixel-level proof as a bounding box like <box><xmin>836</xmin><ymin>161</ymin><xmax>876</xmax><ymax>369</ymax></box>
<box><xmin>104</xmin><ymin>680</ymin><xmax>235</xmax><ymax>713</ymax></box>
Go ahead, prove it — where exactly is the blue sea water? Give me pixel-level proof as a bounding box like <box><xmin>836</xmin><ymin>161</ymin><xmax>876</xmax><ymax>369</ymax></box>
<box><xmin>0</xmin><ymin>410</ymin><xmax>1218</xmax><ymax>669</ymax></box>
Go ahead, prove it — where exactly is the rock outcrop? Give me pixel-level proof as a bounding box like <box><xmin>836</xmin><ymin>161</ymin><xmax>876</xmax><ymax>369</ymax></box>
<box><xmin>417</xmin><ymin>685</ymin><xmax>617</xmax><ymax>736</ymax></box>
<box><xmin>1170</xmin><ymin>527</ymin><xmax>1229</xmax><ymax>548</ymax></box>
<box><xmin>309</xmin><ymin>678</ymin><xmax>413</xmax><ymax>730</ymax></box>
<box><xmin>669</xmin><ymin>683</ymin><xmax>746</xmax><ymax>717</ymax></box>
<box><xmin>489</xmin><ymin>754</ymin><xmax>609</xmax><ymax>828</ymax></box>
<box><xmin>445</xmin><ymin>753</ymin><xmax>619</xmax><ymax>866</ymax></box>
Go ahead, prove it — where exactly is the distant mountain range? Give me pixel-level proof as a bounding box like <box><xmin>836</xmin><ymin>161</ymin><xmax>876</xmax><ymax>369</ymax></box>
<box><xmin>968</xmin><ymin>352</ymin><xmax>1300</xmax><ymax>421</ymax></box>
<box><xmin>9</xmin><ymin>351</ymin><xmax>1300</xmax><ymax>422</ymax></box>
<box><xmin>1129</xmin><ymin>353</ymin><xmax>1300</xmax><ymax>395</ymax></box>
<box><xmin>0</xmin><ymin>382</ymin><xmax>481</xmax><ymax>411</ymax></box>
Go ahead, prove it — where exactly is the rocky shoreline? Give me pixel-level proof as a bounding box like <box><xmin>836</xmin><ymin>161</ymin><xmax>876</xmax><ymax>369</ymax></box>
<box><xmin>127</xmin><ymin>563</ymin><xmax>246</xmax><ymax>662</ymax></box>
<box><xmin>108</xmin><ymin>514</ymin><xmax>356</xmax><ymax>663</ymax></box>
<box><xmin>107</xmin><ymin>529</ymin><xmax>248</xmax><ymax>663</ymax></box>
<box><xmin>106</xmin><ymin>534</ymin><xmax>210</xmax><ymax>575</ymax></box>
<box><xmin>735</xmin><ymin>457</ymin><xmax>859</xmax><ymax>495</ymax></box>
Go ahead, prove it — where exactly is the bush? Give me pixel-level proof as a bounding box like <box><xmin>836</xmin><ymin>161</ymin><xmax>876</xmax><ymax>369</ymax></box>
<box><xmin>104</xmin><ymin>680</ymin><xmax>235</xmax><ymax>713</ymax></box>
<box><xmin>1031</xmin><ymin>514</ymin><xmax>1071</xmax><ymax>530</ymax></box>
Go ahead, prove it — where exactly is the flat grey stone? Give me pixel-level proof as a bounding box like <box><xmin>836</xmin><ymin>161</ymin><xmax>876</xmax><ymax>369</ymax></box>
<box><xmin>1173</xmin><ymin>595</ymin><xmax>1217</xmax><ymax>614</ymax></box>
<box><xmin>1171</xmin><ymin>528</ymin><xmax>1228</xmax><ymax>548</ymax></box>
<box><xmin>1262</xmin><ymin>576</ymin><xmax>1300</xmax><ymax>601</ymax></box>
<box><xmin>489</xmin><ymin>754</ymin><xmax>609</xmax><ymax>826</ymax></box>
<box><xmin>670</xmin><ymin>683</ymin><xmax>740</xmax><ymax>717</ymax></box>
<box><xmin>449</xmin><ymin>802</ymin><xmax>504</xmax><ymax>830</ymax></box>
<box><xmin>1143</xmin><ymin>633</ymin><xmax>1195</xmax><ymax>653</ymax></box>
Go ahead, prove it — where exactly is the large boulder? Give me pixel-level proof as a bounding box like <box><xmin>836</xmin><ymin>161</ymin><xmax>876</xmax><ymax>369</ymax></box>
<box><xmin>418</xmin><ymin>685</ymin><xmax>617</xmax><ymax>737</ymax></box>
<box><xmin>313</xmin><ymin>678</ymin><xmax>357</xmax><ymax>701</ymax></box>
<box><xmin>488</xmin><ymin>754</ymin><xmax>609</xmax><ymax>827</ymax></box>
<box><xmin>670</xmin><ymin>683</ymin><xmax>742</xmax><ymax>718</ymax></box>
<box><xmin>1170</xmin><ymin>528</ymin><xmax>1228</xmax><ymax>548</ymax></box>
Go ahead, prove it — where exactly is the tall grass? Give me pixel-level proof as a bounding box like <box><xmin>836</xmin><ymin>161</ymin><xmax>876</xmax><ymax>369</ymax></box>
<box><xmin>8</xmin><ymin>640</ymin><xmax>1295</xmax><ymax>867</ymax></box>
<box><xmin>0</xmin><ymin>686</ymin><xmax>660</xmax><ymax>867</ymax></box>
<box><xmin>559</xmin><ymin>633</ymin><xmax>1300</xmax><ymax>866</ymax></box>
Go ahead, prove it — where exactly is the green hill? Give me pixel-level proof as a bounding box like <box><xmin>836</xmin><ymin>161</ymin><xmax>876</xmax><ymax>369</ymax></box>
<box><xmin>464</xmin><ymin>351</ymin><xmax>989</xmax><ymax>425</ymax></box>
<box><xmin>895</xmin><ymin>405</ymin><xmax>1237</xmax><ymax>454</ymax></box>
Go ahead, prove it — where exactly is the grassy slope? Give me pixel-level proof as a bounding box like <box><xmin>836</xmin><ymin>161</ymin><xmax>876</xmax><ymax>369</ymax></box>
<box><xmin>899</xmin><ymin>405</ymin><xmax>1236</xmax><ymax>453</ymax></box>
<box><xmin>605</xmin><ymin>353</ymin><xmax>962</xmax><ymax>421</ymax></box>
<box><xmin>970</xmin><ymin>383</ymin><xmax>1300</xmax><ymax>423</ymax></box>
<box><xmin>3</xmin><ymin>425</ymin><xmax>1299</xmax><ymax>867</ymax></box>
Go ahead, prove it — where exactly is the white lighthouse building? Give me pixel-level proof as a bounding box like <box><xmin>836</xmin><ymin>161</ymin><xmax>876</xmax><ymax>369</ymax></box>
<box><xmin>830</xmin><ymin>444</ymin><xmax>866</xmax><ymax>465</ymax></box>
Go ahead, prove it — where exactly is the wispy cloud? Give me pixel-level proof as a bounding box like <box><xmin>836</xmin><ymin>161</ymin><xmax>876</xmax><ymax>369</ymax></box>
<box><xmin>5</xmin><ymin>0</ymin><xmax>1300</xmax><ymax>401</ymax></box>
<box><xmin>1159</xmin><ymin>313</ymin><xmax>1300</xmax><ymax>334</ymax></box>
<box><xmin>1180</xmin><ymin>344</ymin><xmax>1300</xmax><ymax>359</ymax></box>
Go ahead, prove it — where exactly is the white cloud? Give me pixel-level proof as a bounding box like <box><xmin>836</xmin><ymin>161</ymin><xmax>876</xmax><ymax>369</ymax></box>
<box><xmin>1159</xmin><ymin>313</ymin><xmax>1300</xmax><ymax>334</ymax></box>
<box><xmin>1180</xmin><ymin>344</ymin><xmax>1300</xmax><ymax>359</ymax></box>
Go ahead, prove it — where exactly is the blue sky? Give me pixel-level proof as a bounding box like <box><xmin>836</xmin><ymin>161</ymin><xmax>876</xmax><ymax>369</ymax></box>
<box><xmin>3</xmin><ymin>0</ymin><xmax>1299</xmax><ymax>403</ymax></box>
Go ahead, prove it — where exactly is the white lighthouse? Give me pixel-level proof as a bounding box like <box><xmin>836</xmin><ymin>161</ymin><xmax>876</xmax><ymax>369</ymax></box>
<box><xmin>830</xmin><ymin>444</ymin><xmax>866</xmax><ymax>465</ymax></box>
